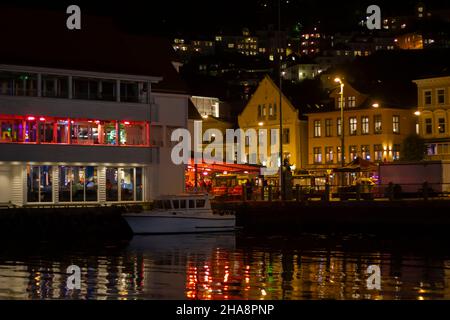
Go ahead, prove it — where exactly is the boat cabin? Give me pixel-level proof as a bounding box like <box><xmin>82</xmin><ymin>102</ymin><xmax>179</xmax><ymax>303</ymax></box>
<box><xmin>153</xmin><ymin>194</ymin><xmax>211</xmax><ymax>211</ymax></box>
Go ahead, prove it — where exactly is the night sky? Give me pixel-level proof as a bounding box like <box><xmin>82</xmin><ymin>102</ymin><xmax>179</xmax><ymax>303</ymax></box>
<box><xmin>2</xmin><ymin>0</ymin><xmax>450</xmax><ymax>37</ymax></box>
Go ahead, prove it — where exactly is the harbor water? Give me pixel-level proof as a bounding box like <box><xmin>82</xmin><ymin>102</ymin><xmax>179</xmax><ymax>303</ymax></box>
<box><xmin>1</xmin><ymin>232</ymin><xmax>450</xmax><ymax>300</ymax></box>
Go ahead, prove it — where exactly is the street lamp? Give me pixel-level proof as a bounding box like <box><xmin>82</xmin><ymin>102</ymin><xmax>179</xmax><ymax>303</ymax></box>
<box><xmin>334</xmin><ymin>78</ymin><xmax>345</xmax><ymax>168</ymax></box>
<box><xmin>278</xmin><ymin>0</ymin><xmax>285</xmax><ymax>201</ymax></box>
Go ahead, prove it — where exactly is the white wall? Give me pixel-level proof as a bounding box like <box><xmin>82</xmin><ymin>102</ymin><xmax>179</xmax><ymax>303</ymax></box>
<box><xmin>0</xmin><ymin>166</ymin><xmax>11</xmax><ymax>203</ymax></box>
<box><xmin>153</xmin><ymin>92</ymin><xmax>188</xmax><ymax>196</ymax></box>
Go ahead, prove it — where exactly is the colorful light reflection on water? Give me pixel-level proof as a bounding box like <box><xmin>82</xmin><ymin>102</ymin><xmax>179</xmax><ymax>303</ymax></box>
<box><xmin>0</xmin><ymin>233</ymin><xmax>450</xmax><ymax>300</ymax></box>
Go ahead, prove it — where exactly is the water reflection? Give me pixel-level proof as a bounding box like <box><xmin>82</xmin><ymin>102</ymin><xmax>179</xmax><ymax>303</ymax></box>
<box><xmin>0</xmin><ymin>233</ymin><xmax>450</xmax><ymax>300</ymax></box>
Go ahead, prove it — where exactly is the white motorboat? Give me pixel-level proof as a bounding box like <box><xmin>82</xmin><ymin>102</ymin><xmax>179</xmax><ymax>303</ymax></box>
<box><xmin>123</xmin><ymin>194</ymin><xmax>236</xmax><ymax>234</ymax></box>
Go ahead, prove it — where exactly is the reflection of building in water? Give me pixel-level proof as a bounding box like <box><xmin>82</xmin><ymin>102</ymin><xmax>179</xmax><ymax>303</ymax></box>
<box><xmin>3</xmin><ymin>238</ymin><xmax>450</xmax><ymax>299</ymax></box>
<box><xmin>183</xmin><ymin>249</ymin><xmax>450</xmax><ymax>300</ymax></box>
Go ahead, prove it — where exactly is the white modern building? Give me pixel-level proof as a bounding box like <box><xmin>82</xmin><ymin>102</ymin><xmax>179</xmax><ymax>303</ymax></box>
<box><xmin>0</xmin><ymin>9</ymin><xmax>188</xmax><ymax>207</ymax></box>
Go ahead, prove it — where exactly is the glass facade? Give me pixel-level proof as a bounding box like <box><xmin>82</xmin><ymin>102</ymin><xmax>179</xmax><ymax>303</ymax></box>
<box><xmin>58</xmin><ymin>166</ymin><xmax>98</xmax><ymax>202</ymax></box>
<box><xmin>27</xmin><ymin>166</ymin><xmax>53</xmax><ymax>203</ymax></box>
<box><xmin>0</xmin><ymin>71</ymin><xmax>38</xmax><ymax>97</ymax></box>
<box><xmin>0</xmin><ymin>71</ymin><xmax>148</xmax><ymax>103</ymax></box>
<box><xmin>25</xmin><ymin>166</ymin><xmax>144</xmax><ymax>204</ymax></box>
<box><xmin>106</xmin><ymin>167</ymin><xmax>143</xmax><ymax>202</ymax></box>
<box><xmin>0</xmin><ymin>115</ymin><xmax>149</xmax><ymax>146</ymax></box>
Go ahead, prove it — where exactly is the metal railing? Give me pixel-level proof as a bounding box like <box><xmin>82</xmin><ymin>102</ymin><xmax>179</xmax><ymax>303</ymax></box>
<box><xmin>210</xmin><ymin>182</ymin><xmax>450</xmax><ymax>202</ymax></box>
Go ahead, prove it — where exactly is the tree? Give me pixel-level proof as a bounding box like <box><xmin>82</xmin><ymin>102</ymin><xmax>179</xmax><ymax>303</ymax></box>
<box><xmin>401</xmin><ymin>134</ymin><xmax>426</xmax><ymax>161</ymax></box>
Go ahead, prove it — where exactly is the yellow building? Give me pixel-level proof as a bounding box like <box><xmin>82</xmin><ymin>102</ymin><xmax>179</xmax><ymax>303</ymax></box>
<box><xmin>306</xmin><ymin>80</ymin><xmax>417</xmax><ymax>169</ymax></box>
<box><xmin>238</xmin><ymin>75</ymin><xmax>308</xmax><ymax>170</ymax></box>
<box><xmin>413</xmin><ymin>76</ymin><xmax>450</xmax><ymax>160</ymax></box>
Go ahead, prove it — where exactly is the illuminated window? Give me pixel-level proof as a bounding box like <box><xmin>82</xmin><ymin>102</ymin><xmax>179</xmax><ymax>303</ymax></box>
<box><xmin>374</xmin><ymin>115</ymin><xmax>382</xmax><ymax>134</ymax></box>
<box><xmin>337</xmin><ymin>146</ymin><xmax>343</xmax><ymax>163</ymax></box>
<box><xmin>337</xmin><ymin>117</ymin><xmax>342</xmax><ymax>136</ymax></box>
<box><xmin>257</xmin><ymin>105</ymin><xmax>263</xmax><ymax>118</ymax></box>
<box><xmin>393</xmin><ymin>115</ymin><xmax>400</xmax><ymax>134</ymax></box>
<box><xmin>348</xmin><ymin>96</ymin><xmax>356</xmax><ymax>107</ymax></box>
<box><xmin>362</xmin><ymin>116</ymin><xmax>369</xmax><ymax>135</ymax></box>
<box><xmin>314</xmin><ymin>120</ymin><xmax>321</xmax><ymax>137</ymax></box>
<box><xmin>105</xmin><ymin>167</ymin><xmax>143</xmax><ymax>202</ymax></box>
<box><xmin>313</xmin><ymin>147</ymin><xmax>322</xmax><ymax>163</ymax></box>
<box><xmin>349</xmin><ymin>117</ymin><xmax>357</xmax><ymax>135</ymax></box>
<box><xmin>438</xmin><ymin>118</ymin><xmax>446</xmax><ymax>134</ymax></box>
<box><xmin>325</xmin><ymin>147</ymin><xmax>334</xmax><ymax>163</ymax></box>
<box><xmin>374</xmin><ymin>144</ymin><xmax>383</xmax><ymax>161</ymax></box>
<box><xmin>361</xmin><ymin>145</ymin><xmax>370</xmax><ymax>160</ymax></box>
<box><xmin>393</xmin><ymin>144</ymin><xmax>400</xmax><ymax>161</ymax></box>
<box><xmin>59</xmin><ymin>166</ymin><xmax>98</xmax><ymax>202</ymax></box>
<box><xmin>349</xmin><ymin>145</ymin><xmax>358</xmax><ymax>160</ymax></box>
<box><xmin>27</xmin><ymin>166</ymin><xmax>53</xmax><ymax>203</ymax></box>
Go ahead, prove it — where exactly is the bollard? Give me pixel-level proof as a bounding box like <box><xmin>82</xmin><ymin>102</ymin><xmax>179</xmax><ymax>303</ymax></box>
<box><xmin>296</xmin><ymin>185</ymin><xmax>300</xmax><ymax>202</ymax></box>
<box><xmin>268</xmin><ymin>185</ymin><xmax>273</xmax><ymax>202</ymax></box>
<box><xmin>242</xmin><ymin>185</ymin><xmax>247</xmax><ymax>202</ymax></box>
<box><xmin>356</xmin><ymin>183</ymin><xmax>361</xmax><ymax>201</ymax></box>
<box><xmin>324</xmin><ymin>183</ymin><xmax>330</xmax><ymax>202</ymax></box>
<box><xmin>388</xmin><ymin>182</ymin><xmax>394</xmax><ymax>201</ymax></box>
<box><xmin>423</xmin><ymin>181</ymin><xmax>429</xmax><ymax>201</ymax></box>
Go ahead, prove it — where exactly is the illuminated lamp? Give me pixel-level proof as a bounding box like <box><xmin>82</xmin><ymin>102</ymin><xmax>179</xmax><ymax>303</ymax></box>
<box><xmin>39</xmin><ymin>117</ymin><xmax>46</xmax><ymax>122</ymax></box>
<box><xmin>27</xmin><ymin>116</ymin><xmax>35</xmax><ymax>121</ymax></box>
<box><xmin>124</xmin><ymin>121</ymin><xmax>131</xmax><ymax>125</ymax></box>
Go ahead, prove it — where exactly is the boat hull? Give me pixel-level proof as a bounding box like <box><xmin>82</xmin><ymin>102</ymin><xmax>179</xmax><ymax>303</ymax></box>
<box><xmin>123</xmin><ymin>214</ymin><xmax>236</xmax><ymax>234</ymax></box>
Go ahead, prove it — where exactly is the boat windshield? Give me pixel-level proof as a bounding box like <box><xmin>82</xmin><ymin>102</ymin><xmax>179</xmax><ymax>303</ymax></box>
<box><xmin>154</xmin><ymin>200</ymin><xmax>172</xmax><ymax>210</ymax></box>
<box><xmin>196</xmin><ymin>199</ymin><xmax>206</xmax><ymax>208</ymax></box>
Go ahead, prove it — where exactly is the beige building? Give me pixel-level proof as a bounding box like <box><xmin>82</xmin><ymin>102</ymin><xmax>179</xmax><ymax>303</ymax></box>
<box><xmin>306</xmin><ymin>80</ymin><xmax>417</xmax><ymax>169</ymax></box>
<box><xmin>413</xmin><ymin>76</ymin><xmax>450</xmax><ymax>160</ymax></box>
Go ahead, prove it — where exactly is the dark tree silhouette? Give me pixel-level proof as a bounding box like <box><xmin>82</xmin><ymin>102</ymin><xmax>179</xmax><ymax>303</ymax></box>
<box><xmin>401</xmin><ymin>134</ymin><xmax>426</xmax><ymax>161</ymax></box>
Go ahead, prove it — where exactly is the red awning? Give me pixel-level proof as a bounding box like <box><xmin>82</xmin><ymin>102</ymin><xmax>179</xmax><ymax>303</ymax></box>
<box><xmin>188</xmin><ymin>159</ymin><xmax>261</xmax><ymax>174</ymax></box>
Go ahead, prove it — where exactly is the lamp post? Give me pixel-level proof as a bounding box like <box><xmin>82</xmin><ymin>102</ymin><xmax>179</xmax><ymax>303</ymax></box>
<box><xmin>335</xmin><ymin>78</ymin><xmax>345</xmax><ymax>168</ymax></box>
<box><xmin>278</xmin><ymin>0</ymin><xmax>285</xmax><ymax>201</ymax></box>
